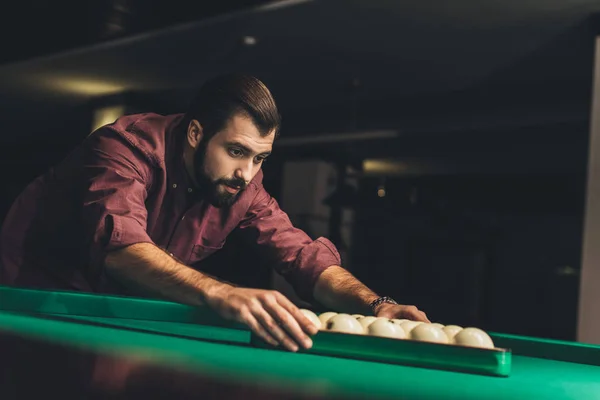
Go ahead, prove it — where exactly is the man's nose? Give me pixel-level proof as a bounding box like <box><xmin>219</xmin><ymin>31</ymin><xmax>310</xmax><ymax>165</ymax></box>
<box><xmin>235</xmin><ymin>160</ymin><xmax>254</xmax><ymax>183</ymax></box>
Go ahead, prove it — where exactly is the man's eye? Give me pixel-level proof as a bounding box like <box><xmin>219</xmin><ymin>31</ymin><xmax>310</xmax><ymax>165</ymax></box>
<box><xmin>229</xmin><ymin>148</ymin><xmax>243</xmax><ymax>157</ymax></box>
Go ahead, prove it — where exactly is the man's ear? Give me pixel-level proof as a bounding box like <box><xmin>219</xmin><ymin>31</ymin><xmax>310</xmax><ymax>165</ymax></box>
<box><xmin>187</xmin><ymin>119</ymin><xmax>203</xmax><ymax>148</ymax></box>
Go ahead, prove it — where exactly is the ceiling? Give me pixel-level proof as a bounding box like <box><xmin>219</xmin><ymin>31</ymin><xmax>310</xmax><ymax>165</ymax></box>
<box><xmin>0</xmin><ymin>1</ymin><xmax>275</xmax><ymax>65</ymax></box>
<box><xmin>1</xmin><ymin>0</ymin><xmax>600</xmax><ymax>139</ymax></box>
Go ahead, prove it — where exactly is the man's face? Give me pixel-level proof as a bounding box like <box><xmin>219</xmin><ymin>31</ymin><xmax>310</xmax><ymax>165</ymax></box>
<box><xmin>193</xmin><ymin>113</ymin><xmax>274</xmax><ymax>207</ymax></box>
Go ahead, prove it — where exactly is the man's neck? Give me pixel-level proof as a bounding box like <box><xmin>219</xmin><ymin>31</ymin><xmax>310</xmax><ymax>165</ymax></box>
<box><xmin>182</xmin><ymin>143</ymin><xmax>199</xmax><ymax>188</ymax></box>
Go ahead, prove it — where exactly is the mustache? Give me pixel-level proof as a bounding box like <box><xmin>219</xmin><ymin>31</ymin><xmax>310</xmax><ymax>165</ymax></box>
<box><xmin>217</xmin><ymin>177</ymin><xmax>247</xmax><ymax>190</ymax></box>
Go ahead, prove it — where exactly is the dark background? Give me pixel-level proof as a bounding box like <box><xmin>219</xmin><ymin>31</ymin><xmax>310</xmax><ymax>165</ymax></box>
<box><xmin>2</xmin><ymin>0</ymin><xmax>599</xmax><ymax>341</ymax></box>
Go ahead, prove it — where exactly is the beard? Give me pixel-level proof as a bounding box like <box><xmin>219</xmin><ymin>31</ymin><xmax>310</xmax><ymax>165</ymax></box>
<box><xmin>193</xmin><ymin>139</ymin><xmax>247</xmax><ymax>207</ymax></box>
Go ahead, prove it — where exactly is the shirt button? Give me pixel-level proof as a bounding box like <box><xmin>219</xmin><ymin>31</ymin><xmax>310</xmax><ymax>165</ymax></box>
<box><xmin>172</xmin><ymin>183</ymin><xmax>177</xmax><ymax>188</ymax></box>
<box><xmin>187</xmin><ymin>188</ymin><xmax>193</xmax><ymax>193</ymax></box>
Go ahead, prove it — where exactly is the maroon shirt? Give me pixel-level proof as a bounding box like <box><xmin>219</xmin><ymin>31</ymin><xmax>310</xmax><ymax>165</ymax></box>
<box><xmin>0</xmin><ymin>113</ymin><xmax>340</xmax><ymax>301</ymax></box>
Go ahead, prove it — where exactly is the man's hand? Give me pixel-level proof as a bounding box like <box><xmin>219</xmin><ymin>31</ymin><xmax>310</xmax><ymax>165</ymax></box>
<box><xmin>375</xmin><ymin>303</ymin><xmax>430</xmax><ymax>322</ymax></box>
<box><xmin>206</xmin><ymin>287</ymin><xmax>318</xmax><ymax>352</ymax></box>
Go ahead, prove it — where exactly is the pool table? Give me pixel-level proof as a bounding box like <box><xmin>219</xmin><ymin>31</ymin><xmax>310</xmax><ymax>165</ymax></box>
<box><xmin>1</xmin><ymin>286</ymin><xmax>599</xmax><ymax>399</ymax></box>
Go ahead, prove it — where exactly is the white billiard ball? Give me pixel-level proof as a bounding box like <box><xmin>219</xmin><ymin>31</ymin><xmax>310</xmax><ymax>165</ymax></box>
<box><xmin>431</xmin><ymin>323</ymin><xmax>445</xmax><ymax>329</ymax></box>
<box><xmin>453</xmin><ymin>327</ymin><xmax>495</xmax><ymax>349</ymax></box>
<box><xmin>400</xmin><ymin>320</ymin><xmax>424</xmax><ymax>334</ymax></box>
<box><xmin>299</xmin><ymin>309</ymin><xmax>322</xmax><ymax>330</ymax></box>
<box><xmin>325</xmin><ymin>313</ymin><xmax>365</xmax><ymax>335</ymax></box>
<box><xmin>442</xmin><ymin>325</ymin><xmax>463</xmax><ymax>343</ymax></box>
<box><xmin>358</xmin><ymin>316</ymin><xmax>379</xmax><ymax>330</ymax></box>
<box><xmin>318</xmin><ymin>312</ymin><xmax>338</xmax><ymax>325</ymax></box>
<box><xmin>367</xmin><ymin>319</ymin><xmax>407</xmax><ymax>339</ymax></box>
<box><xmin>410</xmin><ymin>324</ymin><xmax>449</xmax><ymax>344</ymax></box>
<box><xmin>391</xmin><ymin>319</ymin><xmax>409</xmax><ymax>325</ymax></box>
<box><xmin>352</xmin><ymin>314</ymin><xmax>365</xmax><ymax>319</ymax></box>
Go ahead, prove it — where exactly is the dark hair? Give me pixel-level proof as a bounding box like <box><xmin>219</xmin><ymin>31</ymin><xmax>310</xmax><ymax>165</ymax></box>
<box><xmin>183</xmin><ymin>73</ymin><xmax>281</xmax><ymax>140</ymax></box>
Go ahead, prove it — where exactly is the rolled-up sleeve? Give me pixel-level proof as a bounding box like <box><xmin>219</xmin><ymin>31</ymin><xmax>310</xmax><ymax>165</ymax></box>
<box><xmin>80</xmin><ymin>129</ymin><xmax>155</xmax><ymax>274</ymax></box>
<box><xmin>238</xmin><ymin>187</ymin><xmax>341</xmax><ymax>301</ymax></box>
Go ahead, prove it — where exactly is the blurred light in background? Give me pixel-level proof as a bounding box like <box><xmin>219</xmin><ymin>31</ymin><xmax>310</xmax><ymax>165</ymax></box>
<box><xmin>363</xmin><ymin>159</ymin><xmax>408</xmax><ymax>175</ymax></box>
<box><xmin>47</xmin><ymin>77</ymin><xmax>126</xmax><ymax>96</ymax></box>
<box><xmin>242</xmin><ymin>36</ymin><xmax>257</xmax><ymax>46</ymax></box>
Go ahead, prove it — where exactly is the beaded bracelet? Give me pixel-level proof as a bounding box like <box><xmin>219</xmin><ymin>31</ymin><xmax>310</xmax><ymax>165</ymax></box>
<box><xmin>369</xmin><ymin>296</ymin><xmax>398</xmax><ymax>314</ymax></box>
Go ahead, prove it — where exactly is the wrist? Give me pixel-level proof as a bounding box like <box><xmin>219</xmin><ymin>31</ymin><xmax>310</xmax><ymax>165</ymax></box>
<box><xmin>201</xmin><ymin>279</ymin><xmax>234</xmax><ymax>307</ymax></box>
<box><xmin>369</xmin><ymin>296</ymin><xmax>398</xmax><ymax>315</ymax></box>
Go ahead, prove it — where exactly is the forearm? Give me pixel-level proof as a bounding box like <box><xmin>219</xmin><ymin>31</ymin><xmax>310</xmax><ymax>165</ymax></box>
<box><xmin>104</xmin><ymin>242</ymin><xmax>232</xmax><ymax>306</ymax></box>
<box><xmin>105</xmin><ymin>243</ymin><xmax>319</xmax><ymax>353</ymax></box>
<box><xmin>313</xmin><ymin>265</ymin><xmax>380</xmax><ymax>315</ymax></box>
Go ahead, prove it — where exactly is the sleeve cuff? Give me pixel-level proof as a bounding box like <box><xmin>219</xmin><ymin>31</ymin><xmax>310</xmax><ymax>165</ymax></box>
<box><xmin>105</xmin><ymin>214</ymin><xmax>153</xmax><ymax>251</ymax></box>
<box><xmin>282</xmin><ymin>236</ymin><xmax>341</xmax><ymax>302</ymax></box>
<box><xmin>90</xmin><ymin>214</ymin><xmax>153</xmax><ymax>274</ymax></box>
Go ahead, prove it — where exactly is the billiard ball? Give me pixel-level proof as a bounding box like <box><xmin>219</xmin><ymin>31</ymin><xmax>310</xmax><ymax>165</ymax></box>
<box><xmin>325</xmin><ymin>313</ymin><xmax>365</xmax><ymax>335</ymax></box>
<box><xmin>400</xmin><ymin>320</ymin><xmax>423</xmax><ymax>334</ymax></box>
<box><xmin>367</xmin><ymin>319</ymin><xmax>407</xmax><ymax>339</ymax></box>
<box><xmin>453</xmin><ymin>327</ymin><xmax>494</xmax><ymax>349</ymax></box>
<box><xmin>442</xmin><ymin>325</ymin><xmax>463</xmax><ymax>342</ymax></box>
<box><xmin>358</xmin><ymin>316</ymin><xmax>379</xmax><ymax>330</ymax></box>
<box><xmin>299</xmin><ymin>309</ymin><xmax>322</xmax><ymax>330</ymax></box>
<box><xmin>318</xmin><ymin>312</ymin><xmax>338</xmax><ymax>325</ymax></box>
<box><xmin>410</xmin><ymin>324</ymin><xmax>449</xmax><ymax>344</ymax></box>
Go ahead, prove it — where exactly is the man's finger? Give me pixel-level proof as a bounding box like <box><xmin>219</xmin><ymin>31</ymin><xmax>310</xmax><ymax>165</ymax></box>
<box><xmin>253</xmin><ymin>306</ymin><xmax>301</xmax><ymax>352</ymax></box>
<box><xmin>275</xmin><ymin>294</ymin><xmax>319</xmax><ymax>336</ymax></box>
<box><xmin>262</xmin><ymin>299</ymin><xmax>313</xmax><ymax>350</ymax></box>
<box><xmin>239</xmin><ymin>310</ymin><xmax>279</xmax><ymax>347</ymax></box>
<box><xmin>414</xmin><ymin>310</ymin><xmax>429</xmax><ymax>323</ymax></box>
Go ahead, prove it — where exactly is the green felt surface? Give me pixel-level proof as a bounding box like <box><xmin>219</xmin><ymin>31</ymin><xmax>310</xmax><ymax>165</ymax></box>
<box><xmin>253</xmin><ymin>330</ymin><xmax>512</xmax><ymax>377</ymax></box>
<box><xmin>1</xmin><ymin>310</ymin><xmax>599</xmax><ymax>400</ymax></box>
<box><xmin>1</xmin><ymin>285</ymin><xmax>511</xmax><ymax>376</ymax></box>
<box><xmin>29</xmin><ymin>312</ymin><xmax>512</xmax><ymax>377</ymax></box>
<box><xmin>3</xmin><ymin>285</ymin><xmax>597</xmax><ymax>367</ymax></box>
<box><xmin>48</xmin><ymin>314</ymin><xmax>251</xmax><ymax>344</ymax></box>
<box><xmin>490</xmin><ymin>332</ymin><xmax>600</xmax><ymax>367</ymax></box>
<box><xmin>0</xmin><ymin>285</ymin><xmax>243</xmax><ymax>328</ymax></box>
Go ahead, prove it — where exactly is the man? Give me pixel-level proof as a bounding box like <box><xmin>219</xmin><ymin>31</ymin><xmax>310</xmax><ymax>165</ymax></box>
<box><xmin>0</xmin><ymin>74</ymin><xmax>428</xmax><ymax>351</ymax></box>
